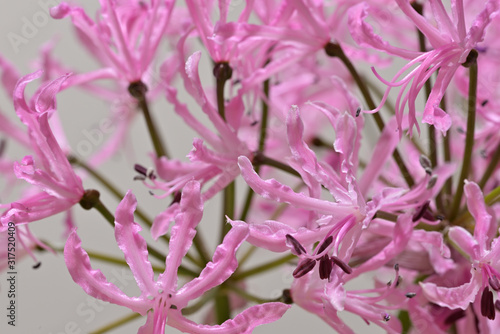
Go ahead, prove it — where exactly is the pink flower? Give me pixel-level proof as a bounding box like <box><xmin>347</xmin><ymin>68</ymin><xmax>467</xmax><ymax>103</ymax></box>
<box><xmin>421</xmin><ymin>181</ymin><xmax>500</xmax><ymax>321</ymax></box>
<box><xmin>51</xmin><ymin>0</ymin><xmax>175</xmax><ymax>83</ymax></box>
<box><xmin>1</xmin><ymin>71</ymin><xmax>85</xmax><ymax>226</ymax></box>
<box><xmin>65</xmin><ymin>181</ymin><xmax>290</xmax><ymax>333</ymax></box>
<box><xmin>349</xmin><ymin>0</ymin><xmax>499</xmax><ymax>135</ymax></box>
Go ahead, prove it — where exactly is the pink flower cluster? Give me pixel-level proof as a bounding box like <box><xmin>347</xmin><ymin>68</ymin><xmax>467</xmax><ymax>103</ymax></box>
<box><xmin>1</xmin><ymin>0</ymin><xmax>500</xmax><ymax>333</ymax></box>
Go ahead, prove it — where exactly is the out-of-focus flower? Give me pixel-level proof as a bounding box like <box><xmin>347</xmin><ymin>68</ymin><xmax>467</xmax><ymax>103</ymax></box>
<box><xmin>51</xmin><ymin>0</ymin><xmax>175</xmax><ymax>83</ymax></box>
<box><xmin>1</xmin><ymin>71</ymin><xmax>84</xmax><ymax>226</ymax></box>
<box><xmin>349</xmin><ymin>0</ymin><xmax>499</xmax><ymax>135</ymax></box>
<box><xmin>65</xmin><ymin>181</ymin><xmax>290</xmax><ymax>333</ymax></box>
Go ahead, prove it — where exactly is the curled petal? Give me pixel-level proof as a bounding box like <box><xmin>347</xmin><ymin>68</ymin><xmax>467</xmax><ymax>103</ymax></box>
<box><xmin>64</xmin><ymin>230</ymin><xmax>148</xmax><ymax>314</ymax></box>
<box><xmin>114</xmin><ymin>191</ymin><xmax>156</xmax><ymax>297</ymax></box>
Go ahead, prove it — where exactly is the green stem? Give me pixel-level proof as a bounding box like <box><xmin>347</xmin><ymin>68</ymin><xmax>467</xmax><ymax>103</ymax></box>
<box><xmin>214</xmin><ymin>61</ymin><xmax>234</xmax><ymax>324</ymax></box>
<box><xmin>253</xmin><ymin>153</ymin><xmax>301</xmax><ymax>178</ymax></box>
<box><xmin>69</xmin><ymin>156</ymin><xmax>154</xmax><ymax>227</ymax></box>
<box><xmin>90</xmin><ymin>312</ymin><xmax>141</xmax><ymax>334</ymax></box>
<box><xmin>373</xmin><ymin>210</ymin><xmax>399</xmax><ymax>222</ymax></box>
<box><xmin>181</xmin><ymin>289</ymin><xmax>219</xmax><ymax>315</ymax></box>
<box><xmin>414</xmin><ymin>1</ymin><xmax>437</xmax><ymax>168</ymax></box>
<box><xmin>240</xmin><ymin>78</ymin><xmax>270</xmax><ymax>221</ymax></box>
<box><xmin>449</xmin><ymin>52</ymin><xmax>478</xmax><ymax>222</ymax></box>
<box><xmin>71</xmin><ymin>156</ymin><xmax>205</xmax><ymax>268</ymax></box>
<box><xmin>478</xmin><ymin>143</ymin><xmax>500</xmax><ymax>189</ymax></box>
<box><xmin>238</xmin><ymin>245</ymin><xmax>257</xmax><ymax>267</ymax></box>
<box><xmin>129</xmin><ymin>81</ymin><xmax>169</xmax><ymax>158</ymax></box>
<box><xmin>325</xmin><ymin>43</ymin><xmax>414</xmax><ymax>188</ymax></box>
<box><xmin>225</xmin><ymin>283</ymin><xmax>279</xmax><ymax>304</ymax></box>
<box><xmin>233</xmin><ymin>254</ymin><xmax>296</xmax><ymax>281</ymax></box>
<box><xmin>214</xmin><ymin>289</ymin><xmax>231</xmax><ymax>325</ymax></box>
<box><xmin>220</xmin><ymin>181</ymin><xmax>235</xmax><ymax>243</ymax></box>
<box><xmin>93</xmin><ymin>199</ymin><xmax>116</xmax><ymax>228</ymax></box>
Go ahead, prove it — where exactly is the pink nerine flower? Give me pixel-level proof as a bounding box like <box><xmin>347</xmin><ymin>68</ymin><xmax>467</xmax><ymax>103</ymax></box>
<box><xmin>64</xmin><ymin>181</ymin><xmax>290</xmax><ymax>333</ymax></box>
<box><xmin>421</xmin><ymin>181</ymin><xmax>500</xmax><ymax>324</ymax></box>
<box><xmin>51</xmin><ymin>0</ymin><xmax>175</xmax><ymax>83</ymax></box>
<box><xmin>1</xmin><ymin>71</ymin><xmax>84</xmax><ymax>226</ymax></box>
<box><xmin>349</xmin><ymin>0</ymin><xmax>499</xmax><ymax>135</ymax></box>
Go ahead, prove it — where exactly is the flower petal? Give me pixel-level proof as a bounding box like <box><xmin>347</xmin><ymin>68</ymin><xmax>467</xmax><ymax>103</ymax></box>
<box><xmin>64</xmin><ymin>229</ymin><xmax>149</xmax><ymax>314</ymax></box>
<box><xmin>114</xmin><ymin>190</ymin><xmax>156</xmax><ymax>297</ymax></box>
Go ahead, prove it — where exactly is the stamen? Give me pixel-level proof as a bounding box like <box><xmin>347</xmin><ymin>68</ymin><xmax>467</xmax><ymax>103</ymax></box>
<box><xmin>412</xmin><ymin>201</ymin><xmax>430</xmax><ymax>222</ymax></box>
<box><xmin>32</xmin><ymin>262</ymin><xmax>41</xmax><ymax>269</ymax></box>
<box><xmin>170</xmin><ymin>305</ymin><xmax>178</xmax><ymax>309</ymax></box>
<box><xmin>316</xmin><ymin>236</ymin><xmax>333</xmax><ymax>255</ymax></box>
<box><xmin>489</xmin><ymin>276</ymin><xmax>500</xmax><ymax>291</ymax></box>
<box><xmin>331</xmin><ymin>256</ymin><xmax>352</xmax><ymax>274</ymax></box>
<box><xmin>444</xmin><ymin>309</ymin><xmax>466</xmax><ymax>325</ymax></box>
<box><xmin>286</xmin><ymin>234</ymin><xmax>306</xmax><ymax>255</ymax></box>
<box><xmin>481</xmin><ymin>287</ymin><xmax>495</xmax><ymax>320</ymax></box>
<box><xmin>318</xmin><ymin>255</ymin><xmax>333</xmax><ymax>280</ymax></box>
<box><xmin>495</xmin><ymin>300</ymin><xmax>500</xmax><ymax>312</ymax></box>
<box><xmin>405</xmin><ymin>292</ymin><xmax>416</xmax><ymax>298</ymax></box>
<box><xmin>169</xmin><ymin>191</ymin><xmax>182</xmax><ymax>206</ymax></box>
<box><xmin>293</xmin><ymin>258</ymin><xmax>316</xmax><ymax>278</ymax></box>
<box><xmin>134</xmin><ymin>164</ymin><xmax>148</xmax><ymax>176</ymax></box>
<box><xmin>481</xmin><ymin>100</ymin><xmax>489</xmax><ymax>107</ymax></box>
<box><xmin>419</xmin><ymin>155</ymin><xmax>432</xmax><ymax>174</ymax></box>
<box><xmin>356</xmin><ymin>107</ymin><xmax>361</xmax><ymax>117</ymax></box>
<box><xmin>382</xmin><ymin>313</ymin><xmax>391</xmax><ymax>322</ymax></box>
<box><xmin>427</xmin><ymin>175</ymin><xmax>438</xmax><ymax>189</ymax></box>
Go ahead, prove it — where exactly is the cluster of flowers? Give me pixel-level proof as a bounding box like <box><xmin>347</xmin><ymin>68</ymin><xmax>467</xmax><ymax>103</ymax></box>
<box><xmin>1</xmin><ymin>0</ymin><xmax>500</xmax><ymax>333</ymax></box>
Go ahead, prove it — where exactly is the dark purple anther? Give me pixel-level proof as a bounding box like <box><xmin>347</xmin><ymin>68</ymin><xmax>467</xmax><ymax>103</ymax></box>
<box><xmin>481</xmin><ymin>287</ymin><xmax>495</xmax><ymax>320</ymax></box>
<box><xmin>489</xmin><ymin>276</ymin><xmax>500</xmax><ymax>291</ymax></box>
<box><xmin>134</xmin><ymin>164</ymin><xmax>148</xmax><ymax>176</ymax></box>
<box><xmin>331</xmin><ymin>255</ymin><xmax>352</xmax><ymax>274</ymax></box>
<box><xmin>356</xmin><ymin>107</ymin><xmax>361</xmax><ymax>117</ymax></box>
<box><xmin>382</xmin><ymin>313</ymin><xmax>390</xmax><ymax>322</ymax></box>
<box><xmin>319</xmin><ymin>255</ymin><xmax>333</xmax><ymax>280</ymax></box>
<box><xmin>286</xmin><ymin>234</ymin><xmax>307</xmax><ymax>255</ymax></box>
<box><xmin>412</xmin><ymin>201</ymin><xmax>431</xmax><ymax>222</ymax></box>
<box><xmin>293</xmin><ymin>258</ymin><xmax>316</xmax><ymax>278</ymax></box>
<box><xmin>316</xmin><ymin>236</ymin><xmax>333</xmax><ymax>255</ymax></box>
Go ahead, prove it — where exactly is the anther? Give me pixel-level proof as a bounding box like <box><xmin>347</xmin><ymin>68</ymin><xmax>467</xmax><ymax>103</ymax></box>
<box><xmin>382</xmin><ymin>313</ymin><xmax>391</xmax><ymax>322</ymax></box>
<box><xmin>316</xmin><ymin>236</ymin><xmax>333</xmax><ymax>255</ymax></box>
<box><xmin>170</xmin><ymin>305</ymin><xmax>178</xmax><ymax>309</ymax></box>
<box><xmin>419</xmin><ymin>155</ymin><xmax>432</xmax><ymax>175</ymax></box>
<box><xmin>32</xmin><ymin>262</ymin><xmax>42</xmax><ymax>269</ymax></box>
<box><xmin>293</xmin><ymin>258</ymin><xmax>316</xmax><ymax>278</ymax></box>
<box><xmin>170</xmin><ymin>191</ymin><xmax>182</xmax><ymax>206</ymax></box>
<box><xmin>412</xmin><ymin>201</ymin><xmax>430</xmax><ymax>222</ymax></box>
<box><xmin>356</xmin><ymin>107</ymin><xmax>361</xmax><ymax>117</ymax></box>
<box><xmin>286</xmin><ymin>234</ymin><xmax>306</xmax><ymax>255</ymax></box>
<box><xmin>405</xmin><ymin>292</ymin><xmax>416</xmax><ymax>298</ymax></box>
<box><xmin>331</xmin><ymin>256</ymin><xmax>352</xmax><ymax>274</ymax></box>
<box><xmin>319</xmin><ymin>255</ymin><xmax>333</xmax><ymax>280</ymax></box>
<box><xmin>489</xmin><ymin>276</ymin><xmax>500</xmax><ymax>291</ymax></box>
<box><xmin>481</xmin><ymin>100</ymin><xmax>489</xmax><ymax>107</ymax></box>
<box><xmin>427</xmin><ymin>175</ymin><xmax>438</xmax><ymax>189</ymax></box>
<box><xmin>481</xmin><ymin>287</ymin><xmax>495</xmax><ymax>320</ymax></box>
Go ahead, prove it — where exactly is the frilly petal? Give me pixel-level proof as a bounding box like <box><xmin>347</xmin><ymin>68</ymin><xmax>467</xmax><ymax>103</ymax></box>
<box><xmin>175</xmin><ymin>223</ymin><xmax>249</xmax><ymax>308</ymax></box>
<box><xmin>167</xmin><ymin>303</ymin><xmax>290</xmax><ymax>334</ymax></box>
<box><xmin>114</xmin><ymin>191</ymin><xmax>156</xmax><ymax>297</ymax></box>
<box><xmin>420</xmin><ymin>273</ymin><xmax>481</xmax><ymax>310</ymax></box>
<box><xmin>64</xmin><ymin>229</ymin><xmax>149</xmax><ymax>315</ymax></box>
